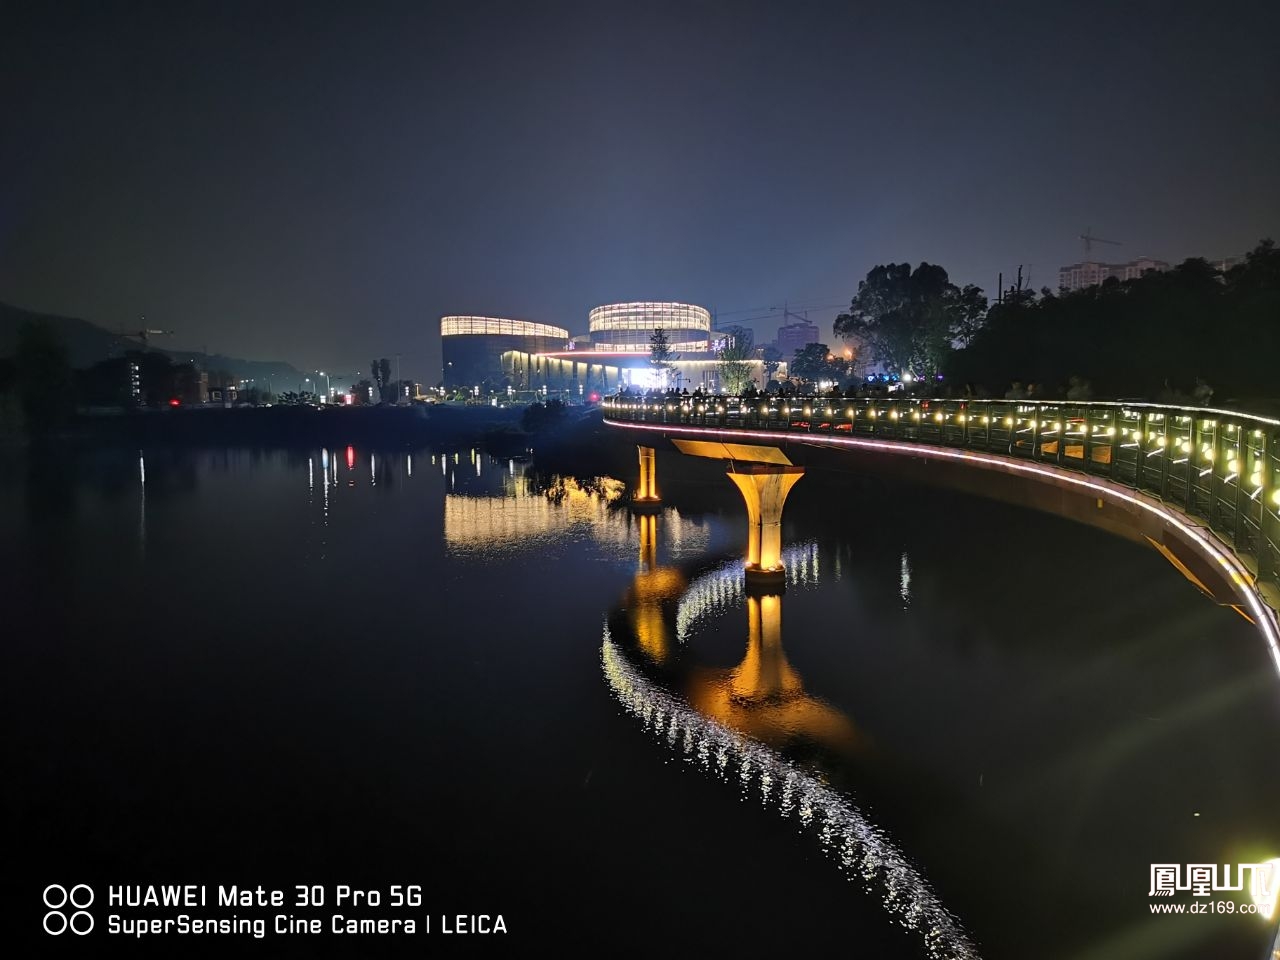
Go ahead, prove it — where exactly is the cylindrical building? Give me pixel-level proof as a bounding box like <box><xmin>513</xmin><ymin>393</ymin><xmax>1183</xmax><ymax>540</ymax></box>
<box><xmin>587</xmin><ymin>302</ymin><xmax>712</xmax><ymax>354</ymax></box>
<box><xmin>441</xmin><ymin>316</ymin><xmax>570</xmax><ymax>389</ymax></box>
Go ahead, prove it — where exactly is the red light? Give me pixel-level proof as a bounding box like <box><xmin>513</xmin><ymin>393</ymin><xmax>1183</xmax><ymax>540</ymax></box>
<box><xmin>589</xmin><ymin>392</ymin><xmax>600</xmax><ymax>402</ymax></box>
<box><xmin>346</xmin><ymin>446</ymin><xmax>355</xmax><ymax>469</ymax></box>
<box><xmin>168</xmin><ymin>398</ymin><xmax>180</xmax><ymax>407</ymax></box>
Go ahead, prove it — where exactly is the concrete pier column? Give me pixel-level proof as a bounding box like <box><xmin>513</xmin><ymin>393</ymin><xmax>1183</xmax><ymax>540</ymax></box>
<box><xmin>725</xmin><ymin>463</ymin><xmax>805</xmax><ymax>585</ymax></box>
<box><xmin>633</xmin><ymin>445</ymin><xmax>661</xmax><ymax>507</ymax></box>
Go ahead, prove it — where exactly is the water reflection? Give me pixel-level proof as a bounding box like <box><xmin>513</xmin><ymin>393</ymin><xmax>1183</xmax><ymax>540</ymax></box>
<box><xmin>441</xmin><ymin>449</ymin><xmax>709</xmax><ymax>558</ymax></box>
<box><xmin>625</xmin><ymin>513</ymin><xmax>687</xmax><ymax>665</ymax></box>
<box><xmin>604</xmin><ymin>539</ymin><xmax>977</xmax><ymax>959</ymax></box>
<box><xmin>138</xmin><ymin>451</ymin><xmax>146</xmax><ymax>556</ymax></box>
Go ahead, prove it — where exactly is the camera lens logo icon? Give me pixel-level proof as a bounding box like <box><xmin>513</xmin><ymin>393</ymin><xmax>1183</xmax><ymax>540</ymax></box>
<box><xmin>43</xmin><ymin>884</ymin><xmax>94</xmax><ymax>935</ymax></box>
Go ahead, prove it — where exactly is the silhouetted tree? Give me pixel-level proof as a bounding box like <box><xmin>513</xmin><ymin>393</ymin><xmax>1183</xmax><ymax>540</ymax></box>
<box><xmin>378</xmin><ymin>359</ymin><xmax>392</xmax><ymax>400</ymax></box>
<box><xmin>789</xmin><ymin>343</ymin><xmax>846</xmax><ymax>387</ymax></box>
<box><xmin>15</xmin><ymin>320</ymin><xmax>74</xmax><ymax>433</ymax></box>
<box><xmin>371</xmin><ymin>358</ymin><xmax>394</xmax><ymax>402</ymax></box>
<box><xmin>947</xmin><ymin>238</ymin><xmax>1280</xmax><ymax>402</ymax></box>
<box><xmin>648</xmin><ymin>328</ymin><xmax>675</xmax><ymax>388</ymax></box>
<box><xmin>835</xmin><ymin>263</ymin><xmax>987</xmax><ymax>378</ymax></box>
<box><xmin>716</xmin><ymin>325</ymin><xmax>754</xmax><ymax>394</ymax></box>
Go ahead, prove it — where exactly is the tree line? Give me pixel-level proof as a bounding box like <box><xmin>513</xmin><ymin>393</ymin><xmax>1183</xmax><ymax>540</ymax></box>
<box><xmin>831</xmin><ymin>238</ymin><xmax>1278</xmax><ymax>405</ymax></box>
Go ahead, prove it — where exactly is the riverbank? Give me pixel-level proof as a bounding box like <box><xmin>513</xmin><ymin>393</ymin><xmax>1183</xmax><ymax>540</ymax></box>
<box><xmin>1</xmin><ymin>403</ymin><xmax>596</xmax><ymax>449</ymax></box>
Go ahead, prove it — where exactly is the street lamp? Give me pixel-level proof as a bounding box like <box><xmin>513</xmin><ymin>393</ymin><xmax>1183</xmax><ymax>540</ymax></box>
<box><xmin>319</xmin><ymin>370</ymin><xmax>331</xmax><ymax>400</ymax></box>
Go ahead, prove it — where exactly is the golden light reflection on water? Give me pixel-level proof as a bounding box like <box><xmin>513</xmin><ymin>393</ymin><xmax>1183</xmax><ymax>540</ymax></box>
<box><xmin>442</xmin><ymin>454</ymin><xmax>708</xmax><ymax>556</ymax></box>
<box><xmin>444</xmin><ymin>476</ymin><xmax>627</xmax><ymax>552</ymax></box>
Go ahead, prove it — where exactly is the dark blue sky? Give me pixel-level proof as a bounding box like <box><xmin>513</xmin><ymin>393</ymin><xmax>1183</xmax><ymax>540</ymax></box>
<box><xmin>3</xmin><ymin>0</ymin><xmax>1277</xmax><ymax>382</ymax></box>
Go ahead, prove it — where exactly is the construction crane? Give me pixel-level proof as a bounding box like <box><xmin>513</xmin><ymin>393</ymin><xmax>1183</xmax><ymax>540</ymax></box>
<box><xmin>116</xmin><ymin>318</ymin><xmax>174</xmax><ymax>349</ymax></box>
<box><xmin>1079</xmin><ymin>228</ymin><xmax>1122</xmax><ymax>257</ymax></box>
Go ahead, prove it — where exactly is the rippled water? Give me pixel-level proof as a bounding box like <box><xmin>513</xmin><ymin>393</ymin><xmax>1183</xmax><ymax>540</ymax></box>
<box><xmin>6</xmin><ymin>443</ymin><xmax>1278</xmax><ymax>958</ymax></box>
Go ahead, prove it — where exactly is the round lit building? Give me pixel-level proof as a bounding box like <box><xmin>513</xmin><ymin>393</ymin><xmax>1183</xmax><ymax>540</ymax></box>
<box><xmin>587</xmin><ymin>302</ymin><xmax>712</xmax><ymax>354</ymax></box>
<box><xmin>441</xmin><ymin>316</ymin><xmax>570</xmax><ymax>389</ymax></box>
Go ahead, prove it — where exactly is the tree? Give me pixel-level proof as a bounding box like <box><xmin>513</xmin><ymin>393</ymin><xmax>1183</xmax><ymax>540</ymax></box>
<box><xmin>951</xmin><ymin>284</ymin><xmax>989</xmax><ymax>347</ymax></box>
<box><xmin>834</xmin><ymin>262</ymin><xmax>987</xmax><ymax>379</ymax></box>
<box><xmin>789</xmin><ymin>343</ymin><xmax>845</xmax><ymax>387</ymax></box>
<box><xmin>716</xmin><ymin>325</ymin><xmax>755</xmax><ymax>394</ymax></box>
<box><xmin>371</xmin><ymin>358</ymin><xmax>393</xmax><ymax>402</ymax></box>
<box><xmin>351</xmin><ymin>379</ymin><xmax>374</xmax><ymax>404</ymax></box>
<box><xmin>946</xmin><ymin>238</ymin><xmax>1280</xmax><ymax>400</ymax></box>
<box><xmin>379</xmin><ymin>359</ymin><xmax>392</xmax><ymax>399</ymax></box>
<box><xmin>15</xmin><ymin>320</ymin><xmax>74</xmax><ymax>433</ymax></box>
<box><xmin>648</xmin><ymin>328</ymin><xmax>675</xmax><ymax>389</ymax></box>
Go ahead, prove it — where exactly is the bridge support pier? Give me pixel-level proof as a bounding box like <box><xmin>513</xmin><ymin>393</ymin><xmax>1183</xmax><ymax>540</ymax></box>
<box><xmin>632</xmin><ymin>445</ymin><xmax>661</xmax><ymax>510</ymax></box>
<box><xmin>726</xmin><ymin>463</ymin><xmax>805</xmax><ymax>586</ymax></box>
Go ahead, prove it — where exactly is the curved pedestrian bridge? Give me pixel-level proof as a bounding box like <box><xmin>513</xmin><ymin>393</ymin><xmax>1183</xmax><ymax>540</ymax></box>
<box><xmin>603</xmin><ymin>394</ymin><xmax>1280</xmax><ymax>677</ymax></box>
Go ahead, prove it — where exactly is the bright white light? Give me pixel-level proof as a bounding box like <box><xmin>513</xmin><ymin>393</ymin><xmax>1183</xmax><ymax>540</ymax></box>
<box><xmin>627</xmin><ymin>368</ymin><xmax>667</xmax><ymax>390</ymax></box>
<box><xmin>1250</xmin><ymin>858</ymin><xmax>1280</xmax><ymax>920</ymax></box>
<box><xmin>441</xmin><ymin>316</ymin><xmax>569</xmax><ymax>339</ymax></box>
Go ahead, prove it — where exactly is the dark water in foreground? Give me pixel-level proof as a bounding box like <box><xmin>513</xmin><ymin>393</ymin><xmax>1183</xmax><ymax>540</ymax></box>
<box><xmin>5</xmin><ymin>443</ymin><xmax>1279</xmax><ymax>958</ymax></box>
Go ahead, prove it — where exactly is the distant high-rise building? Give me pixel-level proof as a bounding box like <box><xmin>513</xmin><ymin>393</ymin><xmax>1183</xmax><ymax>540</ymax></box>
<box><xmin>1057</xmin><ymin>257</ymin><xmax>1170</xmax><ymax>291</ymax></box>
<box><xmin>776</xmin><ymin>320</ymin><xmax>820</xmax><ymax>359</ymax></box>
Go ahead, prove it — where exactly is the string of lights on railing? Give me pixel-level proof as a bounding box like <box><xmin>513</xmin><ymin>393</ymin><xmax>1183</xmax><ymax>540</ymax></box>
<box><xmin>602</xmin><ymin>397</ymin><xmax>1280</xmax><ymax>512</ymax></box>
<box><xmin>604</xmin><ymin>393</ymin><xmax>1280</xmax><ymax>680</ymax></box>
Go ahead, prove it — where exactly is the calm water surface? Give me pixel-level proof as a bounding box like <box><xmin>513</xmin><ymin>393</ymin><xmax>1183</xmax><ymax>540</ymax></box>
<box><xmin>6</xmin><ymin>444</ymin><xmax>1279</xmax><ymax>958</ymax></box>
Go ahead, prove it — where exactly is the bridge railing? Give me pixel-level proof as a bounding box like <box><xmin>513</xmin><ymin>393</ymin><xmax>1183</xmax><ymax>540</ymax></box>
<box><xmin>602</xmin><ymin>395</ymin><xmax>1280</xmax><ymax>589</ymax></box>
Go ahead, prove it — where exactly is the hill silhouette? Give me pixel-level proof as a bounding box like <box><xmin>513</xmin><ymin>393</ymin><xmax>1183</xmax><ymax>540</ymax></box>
<box><xmin>0</xmin><ymin>300</ymin><xmax>305</xmax><ymax>384</ymax></box>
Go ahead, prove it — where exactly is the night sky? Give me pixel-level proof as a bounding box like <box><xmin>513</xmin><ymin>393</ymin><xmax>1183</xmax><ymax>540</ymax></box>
<box><xmin>3</xmin><ymin>0</ymin><xmax>1277</xmax><ymax>382</ymax></box>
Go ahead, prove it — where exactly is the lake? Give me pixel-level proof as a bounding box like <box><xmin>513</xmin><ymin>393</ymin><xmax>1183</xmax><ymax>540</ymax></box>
<box><xmin>7</xmin><ymin>441</ymin><xmax>1279</xmax><ymax>958</ymax></box>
